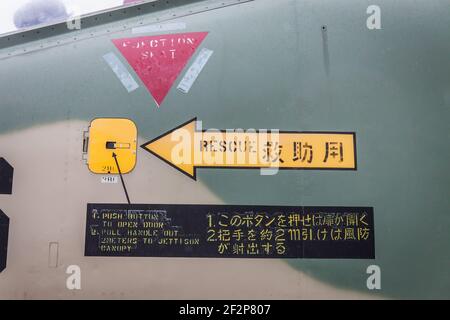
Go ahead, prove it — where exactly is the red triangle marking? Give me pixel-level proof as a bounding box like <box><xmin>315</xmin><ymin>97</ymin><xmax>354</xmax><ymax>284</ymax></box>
<box><xmin>112</xmin><ymin>32</ymin><xmax>208</xmax><ymax>107</ymax></box>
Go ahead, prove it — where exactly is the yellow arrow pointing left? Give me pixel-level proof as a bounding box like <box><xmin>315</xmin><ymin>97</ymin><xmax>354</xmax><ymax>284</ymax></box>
<box><xmin>141</xmin><ymin>118</ymin><xmax>357</xmax><ymax>180</ymax></box>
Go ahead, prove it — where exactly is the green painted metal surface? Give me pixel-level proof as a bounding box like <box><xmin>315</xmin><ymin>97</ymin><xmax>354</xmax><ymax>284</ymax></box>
<box><xmin>0</xmin><ymin>0</ymin><xmax>449</xmax><ymax>298</ymax></box>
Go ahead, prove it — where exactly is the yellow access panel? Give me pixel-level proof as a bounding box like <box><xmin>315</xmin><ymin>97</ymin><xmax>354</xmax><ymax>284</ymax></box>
<box><xmin>86</xmin><ymin>118</ymin><xmax>137</xmax><ymax>174</ymax></box>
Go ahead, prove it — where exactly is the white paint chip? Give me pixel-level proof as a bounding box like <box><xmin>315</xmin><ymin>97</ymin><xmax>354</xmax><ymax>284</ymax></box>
<box><xmin>103</xmin><ymin>52</ymin><xmax>139</xmax><ymax>93</ymax></box>
<box><xmin>177</xmin><ymin>48</ymin><xmax>214</xmax><ymax>94</ymax></box>
<box><xmin>48</xmin><ymin>242</ymin><xmax>59</xmax><ymax>268</ymax></box>
<box><xmin>132</xmin><ymin>22</ymin><xmax>187</xmax><ymax>34</ymax></box>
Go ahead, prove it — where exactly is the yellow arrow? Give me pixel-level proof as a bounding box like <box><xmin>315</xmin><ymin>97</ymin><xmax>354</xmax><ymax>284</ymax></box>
<box><xmin>141</xmin><ymin>118</ymin><xmax>357</xmax><ymax>180</ymax></box>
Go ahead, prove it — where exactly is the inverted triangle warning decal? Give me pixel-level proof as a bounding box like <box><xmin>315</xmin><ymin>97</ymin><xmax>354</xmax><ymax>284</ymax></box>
<box><xmin>112</xmin><ymin>32</ymin><xmax>208</xmax><ymax>106</ymax></box>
